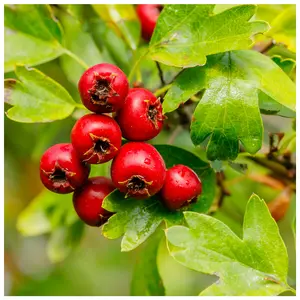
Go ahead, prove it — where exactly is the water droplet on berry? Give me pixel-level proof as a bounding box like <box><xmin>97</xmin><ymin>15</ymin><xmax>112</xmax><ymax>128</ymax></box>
<box><xmin>144</xmin><ymin>158</ymin><xmax>151</xmax><ymax>165</ymax></box>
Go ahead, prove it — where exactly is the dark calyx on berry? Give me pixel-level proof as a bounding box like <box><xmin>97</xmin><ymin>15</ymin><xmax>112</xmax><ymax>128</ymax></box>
<box><xmin>50</xmin><ymin>168</ymin><xmax>66</xmax><ymax>183</ymax></box>
<box><xmin>89</xmin><ymin>76</ymin><xmax>117</xmax><ymax>109</ymax></box>
<box><xmin>83</xmin><ymin>134</ymin><xmax>117</xmax><ymax>164</ymax></box>
<box><xmin>45</xmin><ymin>162</ymin><xmax>74</xmax><ymax>190</ymax></box>
<box><xmin>120</xmin><ymin>175</ymin><xmax>152</xmax><ymax>198</ymax></box>
<box><xmin>94</xmin><ymin>138</ymin><xmax>111</xmax><ymax>153</ymax></box>
<box><xmin>147</xmin><ymin>102</ymin><xmax>162</xmax><ymax>129</ymax></box>
<box><xmin>126</xmin><ymin>175</ymin><xmax>152</xmax><ymax>197</ymax></box>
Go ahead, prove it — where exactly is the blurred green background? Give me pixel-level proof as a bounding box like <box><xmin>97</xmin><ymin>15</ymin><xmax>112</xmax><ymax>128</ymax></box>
<box><xmin>4</xmin><ymin>4</ymin><xmax>296</xmax><ymax>296</ymax></box>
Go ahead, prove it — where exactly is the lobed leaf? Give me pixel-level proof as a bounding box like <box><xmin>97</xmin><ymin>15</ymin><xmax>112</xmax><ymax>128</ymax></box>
<box><xmin>268</xmin><ymin>6</ymin><xmax>296</xmax><ymax>53</ymax></box>
<box><xmin>5</xmin><ymin>65</ymin><xmax>76</xmax><ymax>123</ymax></box>
<box><xmin>130</xmin><ymin>231</ymin><xmax>165</xmax><ymax>296</ymax></box>
<box><xmin>149</xmin><ymin>4</ymin><xmax>269</xmax><ymax>67</ymax></box>
<box><xmin>163</xmin><ymin>50</ymin><xmax>296</xmax><ymax>161</ymax></box>
<box><xmin>166</xmin><ymin>194</ymin><xmax>292</xmax><ymax>296</ymax></box>
<box><xmin>4</xmin><ymin>4</ymin><xmax>65</xmax><ymax>72</ymax></box>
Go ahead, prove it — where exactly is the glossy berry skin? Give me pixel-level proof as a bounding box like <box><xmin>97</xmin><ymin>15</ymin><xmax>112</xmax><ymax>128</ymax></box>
<box><xmin>78</xmin><ymin>63</ymin><xmax>129</xmax><ymax>113</ymax></box>
<box><xmin>73</xmin><ymin>177</ymin><xmax>115</xmax><ymax>227</ymax></box>
<box><xmin>71</xmin><ymin>114</ymin><xmax>122</xmax><ymax>164</ymax></box>
<box><xmin>161</xmin><ymin>165</ymin><xmax>202</xmax><ymax>211</ymax></box>
<box><xmin>116</xmin><ymin>88</ymin><xmax>164</xmax><ymax>141</ymax></box>
<box><xmin>137</xmin><ymin>4</ymin><xmax>162</xmax><ymax>40</ymax></box>
<box><xmin>111</xmin><ymin>142</ymin><xmax>166</xmax><ymax>199</ymax></box>
<box><xmin>40</xmin><ymin>143</ymin><xmax>90</xmax><ymax>194</ymax></box>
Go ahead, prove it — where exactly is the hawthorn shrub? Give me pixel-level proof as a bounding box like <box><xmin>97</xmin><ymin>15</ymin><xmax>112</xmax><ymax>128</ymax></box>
<box><xmin>4</xmin><ymin>4</ymin><xmax>296</xmax><ymax>296</ymax></box>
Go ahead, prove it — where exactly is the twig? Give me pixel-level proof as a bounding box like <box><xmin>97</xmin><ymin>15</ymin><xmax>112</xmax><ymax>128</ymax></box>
<box><xmin>252</xmin><ymin>39</ymin><xmax>276</xmax><ymax>54</ymax></box>
<box><xmin>216</xmin><ymin>171</ymin><xmax>231</xmax><ymax>208</ymax></box>
<box><xmin>156</xmin><ymin>61</ymin><xmax>165</xmax><ymax>86</ymax></box>
<box><xmin>177</xmin><ymin>105</ymin><xmax>190</xmax><ymax>128</ymax></box>
<box><xmin>267</xmin><ymin>132</ymin><xmax>284</xmax><ymax>159</ymax></box>
<box><xmin>246</xmin><ymin>156</ymin><xmax>296</xmax><ymax>187</ymax></box>
<box><xmin>167</xmin><ymin>126</ymin><xmax>183</xmax><ymax>145</ymax></box>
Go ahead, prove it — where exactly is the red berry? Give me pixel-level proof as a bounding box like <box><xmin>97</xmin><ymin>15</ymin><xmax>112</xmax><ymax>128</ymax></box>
<box><xmin>137</xmin><ymin>4</ymin><xmax>162</xmax><ymax>40</ymax></box>
<box><xmin>71</xmin><ymin>113</ymin><xmax>122</xmax><ymax>164</ymax></box>
<box><xmin>40</xmin><ymin>143</ymin><xmax>90</xmax><ymax>194</ymax></box>
<box><xmin>116</xmin><ymin>88</ymin><xmax>164</xmax><ymax>141</ymax></box>
<box><xmin>161</xmin><ymin>165</ymin><xmax>202</xmax><ymax>211</ymax></box>
<box><xmin>73</xmin><ymin>177</ymin><xmax>115</xmax><ymax>226</ymax></box>
<box><xmin>111</xmin><ymin>142</ymin><xmax>166</xmax><ymax>199</ymax></box>
<box><xmin>78</xmin><ymin>63</ymin><xmax>129</xmax><ymax>113</ymax></box>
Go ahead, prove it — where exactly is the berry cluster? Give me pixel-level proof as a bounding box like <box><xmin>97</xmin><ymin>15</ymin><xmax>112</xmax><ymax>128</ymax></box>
<box><xmin>40</xmin><ymin>62</ymin><xmax>202</xmax><ymax>227</ymax></box>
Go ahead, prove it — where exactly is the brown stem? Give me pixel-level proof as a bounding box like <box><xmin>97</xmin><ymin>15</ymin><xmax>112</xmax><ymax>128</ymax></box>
<box><xmin>155</xmin><ymin>61</ymin><xmax>165</xmax><ymax>86</ymax></box>
<box><xmin>177</xmin><ymin>105</ymin><xmax>190</xmax><ymax>128</ymax></box>
<box><xmin>216</xmin><ymin>171</ymin><xmax>231</xmax><ymax>208</ymax></box>
<box><xmin>167</xmin><ymin>126</ymin><xmax>183</xmax><ymax>145</ymax></box>
<box><xmin>252</xmin><ymin>39</ymin><xmax>276</xmax><ymax>54</ymax></box>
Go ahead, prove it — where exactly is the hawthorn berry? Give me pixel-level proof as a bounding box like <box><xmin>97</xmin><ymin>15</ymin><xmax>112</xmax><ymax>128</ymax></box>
<box><xmin>78</xmin><ymin>63</ymin><xmax>129</xmax><ymax>113</ymax></box>
<box><xmin>111</xmin><ymin>142</ymin><xmax>166</xmax><ymax>199</ymax></box>
<box><xmin>116</xmin><ymin>88</ymin><xmax>164</xmax><ymax>141</ymax></box>
<box><xmin>73</xmin><ymin>176</ymin><xmax>115</xmax><ymax>226</ymax></box>
<box><xmin>161</xmin><ymin>164</ymin><xmax>202</xmax><ymax>211</ymax></box>
<box><xmin>71</xmin><ymin>113</ymin><xmax>122</xmax><ymax>164</ymax></box>
<box><xmin>137</xmin><ymin>4</ymin><xmax>162</xmax><ymax>40</ymax></box>
<box><xmin>40</xmin><ymin>143</ymin><xmax>90</xmax><ymax>194</ymax></box>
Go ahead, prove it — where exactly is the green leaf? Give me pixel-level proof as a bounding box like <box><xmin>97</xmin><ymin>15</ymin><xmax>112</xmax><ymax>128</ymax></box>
<box><xmin>92</xmin><ymin>4</ymin><xmax>140</xmax><ymax>51</ymax></box>
<box><xmin>102</xmin><ymin>145</ymin><xmax>215</xmax><ymax>251</ymax></box>
<box><xmin>166</xmin><ymin>194</ymin><xmax>292</xmax><ymax>296</ymax></box>
<box><xmin>5</xmin><ymin>65</ymin><xmax>76</xmax><ymax>123</ymax></box>
<box><xmin>268</xmin><ymin>5</ymin><xmax>296</xmax><ymax>53</ymax></box>
<box><xmin>164</xmin><ymin>50</ymin><xmax>296</xmax><ymax>161</ymax></box>
<box><xmin>278</xmin><ymin>131</ymin><xmax>296</xmax><ymax>155</ymax></box>
<box><xmin>16</xmin><ymin>190</ymin><xmax>77</xmax><ymax>236</ymax></box>
<box><xmin>17</xmin><ymin>189</ymin><xmax>84</xmax><ymax>263</ymax></box>
<box><xmin>88</xmin><ymin>17</ymin><xmax>131</xmax><ymax>74</ymax></box>
<box><xmin>259</xmin><ymin>92</ymin><xmax>296</xmax><ymax>118</ymax></box>
<box><xmin>130</xmin><ymin>230</ymin><xmax>165</xmax><ymax>296</ymax></box>
<box><xmin>271</xmin><ymin>56</ymin><xmax>296</xmax><ymax>76</ymax></box>
<box><xmin>4</xmin><ymin>4</ymin><xmax>65</xmax><ymax>72</ymax></box>
<box><xmin>255</xmin><ymin>4</ymin><xmax>292</xmax><ymax>24</ymax></box>
<box><xmin>58</xmin><ymin>7</ymin><xmax>104</xmax><ymax>86</ymax></box>
<box><xmin>149</xmin><ymin>5</ymin><xmax>269</xmax><ymax>67</ymax></box>
<box><xmin>259</xmin><ymin>56</ymin><xmax>296</xmax><ymax>118</ymax></box>
<box><xmin>47</xmin><ymin>220</ymin><xmax>85</xmax><ymax>263</ymax></box>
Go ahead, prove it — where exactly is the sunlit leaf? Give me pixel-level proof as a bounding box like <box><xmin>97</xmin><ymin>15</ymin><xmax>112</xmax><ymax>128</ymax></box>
<box><xmin>166</xmin><ymin>194</ymin><xmax>292</xmax><ymax>296</ymax></box>
<box><xmin>149</xmin><ymin>4</ymin><xmax>269</xmax><ymax>67</ymax></box>
<box><xmin>268</xmin><ymin>6</ymin><xmax>296</xmax><ymax>52</ymax></box>
<box><xmin>163</xmin><ymin>50</ymin><xmax>296</xmax><ymax>161</ymax></box>
<box><xmin>5</xmin><ymin>65</ymin><xmax>76</xmax><ymax>123</ymax></box>
<box><xmin>131</xmin><ymin>231</ymin><xmax>165</xmax><ymax>296</ymax></box>
<box><xmin>4</xmin><ymin>4</ymin><xmax>64</xmax><ymax>72</ymax></box>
